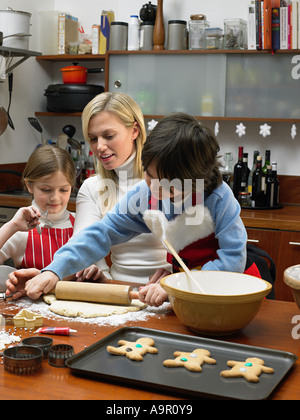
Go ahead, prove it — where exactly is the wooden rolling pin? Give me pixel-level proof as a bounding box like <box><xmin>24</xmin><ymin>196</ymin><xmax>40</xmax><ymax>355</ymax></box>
<box><xmin>51</xmin><ymin>282</ymin><xmax>139</xmax><ymax>306</ymax></box>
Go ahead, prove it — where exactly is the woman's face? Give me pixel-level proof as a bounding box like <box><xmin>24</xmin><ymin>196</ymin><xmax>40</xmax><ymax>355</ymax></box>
<box><xmin>88</xmin><ymin>111</ymin><xmax>139</xmax><ymax>171</ymax></box>
<box><xmin>25</xmin><ymin>170</ymin><xmax>72</xmax><ymax>214</ymax></box>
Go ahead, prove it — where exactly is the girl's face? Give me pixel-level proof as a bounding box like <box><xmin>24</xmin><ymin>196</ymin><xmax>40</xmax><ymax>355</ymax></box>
<box><xmin>25</xmin><ymin>170</ymin><xmax>72</xmax><ymax>214</ymax></box>
<box><xmin>88</xmin><ymin>111</ymin><xmax>139</xmax><ymax>171</ymax></box>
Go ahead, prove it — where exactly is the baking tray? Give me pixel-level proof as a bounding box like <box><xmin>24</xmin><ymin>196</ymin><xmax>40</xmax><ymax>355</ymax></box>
<box><xmin>66</xmin><ymin>327</ymin><xmax>297</xmax><ymax>400</ymax></box>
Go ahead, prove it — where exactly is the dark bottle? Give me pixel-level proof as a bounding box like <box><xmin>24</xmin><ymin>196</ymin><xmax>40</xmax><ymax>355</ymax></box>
<box><xmin>271</xmin><ymin>162</ymin><xmax>280</xmax><ymax>206</ymax></box>
<box><xmin>233</xmin><ymin>146</ymin><xmax>244</xmax><ymax>199</ymax></box>
<box><xmin>262</xmin><ymin>150</ymin><xmax>271</xmax><ymax>175</ymax></box>
<box><xmin>251</xmin><ymin>155</ymin><xmax>265</xmax><ymax>207</ymax></box>
<box><xmin>265</xmin><ymin>165</ymin><xmax>275</xmax><ymax>207</ymax></box>
<box><xmin>248</xmin><ymin>150</ymin><xmax>259</xmax><ymax>194</ymax></box>
<box><xmin>242</xmin><ymin>152</ymin><xmax>250</xmax><ymax>190</ymax></box>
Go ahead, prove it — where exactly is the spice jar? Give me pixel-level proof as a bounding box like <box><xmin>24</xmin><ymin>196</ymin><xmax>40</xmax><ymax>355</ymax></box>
<box><xmin>205</xmin><ymin>28</ymin><xmax>223</xmax><ymax>50</ymax></box>
<box><xmin>223</xmin><ymin>18</ymin><xmax>247</xmax><ymax>49</ymax></box>
<box><xmin>188</xmin><ymin>14</ymin><xmax>209</xmax><ymax>50</ymax></box>
<box><xmin>238</xmin><ymin>191</ymin><xmax>251</xmax><ymax>207</ymax></box>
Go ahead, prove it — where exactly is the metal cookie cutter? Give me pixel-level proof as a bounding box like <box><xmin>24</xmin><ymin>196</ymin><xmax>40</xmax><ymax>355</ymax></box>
<box><xmin>36</xmin><ymin>210</ymin><xmax>54</xmax><ymax>235</ymax></box>
<box><xmin>48</xmin><ymin>344</ymin><xmax>74</xmax><ymax>368</ymax></box>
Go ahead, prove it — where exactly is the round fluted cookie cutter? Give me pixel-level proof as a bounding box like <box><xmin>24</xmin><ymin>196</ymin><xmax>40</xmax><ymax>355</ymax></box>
<box><xmin>48</xmin><ymin>344</ymin><xmax>74</xmax><ymax>368</ymax></box>
<box><xmin>22</xmin><ymin>337</ymin><xmax>53</xmax><ymax>360</ymax></box>
<box><xmin>3</xmin><ymin>345</ymin><xmax>43</xmax><ymax>375</ymax></box>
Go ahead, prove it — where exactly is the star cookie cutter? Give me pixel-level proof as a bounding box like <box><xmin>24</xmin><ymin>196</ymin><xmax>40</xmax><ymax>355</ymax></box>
<box><xmin>13</xmin><ymin>309</ymin><xmax>44</xmax><ymax>329</ymax></box>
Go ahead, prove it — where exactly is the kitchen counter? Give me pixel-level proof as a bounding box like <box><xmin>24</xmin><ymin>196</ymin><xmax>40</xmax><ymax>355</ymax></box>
<box><xmin>0</xmin><ymin>298</ymin><xmax>299</xmax><ymax>400</ymax></box>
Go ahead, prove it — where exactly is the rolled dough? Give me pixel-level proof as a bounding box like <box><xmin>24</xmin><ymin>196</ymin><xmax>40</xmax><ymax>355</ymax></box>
<box><xmin>43</xmin><ymin>294</ymin><xmax>146</xmax><ymax>318</ymax></box>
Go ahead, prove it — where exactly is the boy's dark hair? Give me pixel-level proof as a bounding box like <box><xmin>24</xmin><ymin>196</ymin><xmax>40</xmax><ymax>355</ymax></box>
<box><xmin>142</xmin><ymin>112</ymin><xmax>222</xmax><ymax>194</ymax></box>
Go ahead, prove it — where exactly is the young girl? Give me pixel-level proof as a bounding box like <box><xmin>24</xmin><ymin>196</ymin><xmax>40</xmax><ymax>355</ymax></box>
<box><xmin>74</xmin><ymin>92</ymin><xmax>170</xmax><ymax>283</ymax></box>
<box><xmin>7</xmin><ymin>113</ymin><xmax>259</xmax><ymax>305</ymax></box>
<box><xmin>0</xmin><ymin>145</ymin><xmax>76</xmax><ymax>270</ymax></box>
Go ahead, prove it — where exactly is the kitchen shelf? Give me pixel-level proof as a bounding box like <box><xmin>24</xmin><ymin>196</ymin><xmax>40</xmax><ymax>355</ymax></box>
<box><xmin>36</xmin><ymin>53</ymin><xmax>105</xmax><ymax>62</ymax></box>
<box><xmin>0</xmin><ymin>46</ymin><xmax>41</xmax><ymax>73</ymax></box>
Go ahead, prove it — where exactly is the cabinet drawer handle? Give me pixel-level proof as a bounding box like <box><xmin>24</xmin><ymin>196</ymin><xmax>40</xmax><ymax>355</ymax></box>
<box><xmin>247</xmin><ymin>239</ymin><xmax>259</xmax><ymax>243</ymax></box>
<box><xmin>289</xmin><ymin>242</ymin><xmax>300</xmax><ymax>246</ymax></box>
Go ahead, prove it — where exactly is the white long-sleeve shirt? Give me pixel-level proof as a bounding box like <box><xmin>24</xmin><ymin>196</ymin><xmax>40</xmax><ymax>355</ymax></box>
<box><xmin>73</xmin><ymin>153</ymin><xmax>170</xmax><ymax>284</ymax></box>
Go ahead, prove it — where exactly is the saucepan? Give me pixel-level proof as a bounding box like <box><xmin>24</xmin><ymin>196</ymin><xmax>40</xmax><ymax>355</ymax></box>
<box><xmin>60</xmin><ymin>64</ymin><xmax>104</xmax><ymax>84</ymax></box>
<box><xmin>0</xmin><ymin>31</ymin><xmax>31</xmax><ymax>46</ymax></box>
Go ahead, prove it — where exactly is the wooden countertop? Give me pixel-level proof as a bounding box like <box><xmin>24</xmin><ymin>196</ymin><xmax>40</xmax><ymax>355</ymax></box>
<box><xmin>1</xmin><ymin>193</ymin><xmax>299</xmax><ymax>231</ymax></box>
<box><xmin>0</xmin><ymin>298</ymin><xmax>299</xmax><ymax>400</ymax></box>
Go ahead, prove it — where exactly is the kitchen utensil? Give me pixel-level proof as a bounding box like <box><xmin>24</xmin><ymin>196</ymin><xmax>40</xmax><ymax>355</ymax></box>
<box><xmin>6</xmin><ymin>73</ymin><xmax>14</xmax><ymax>130</ymax></box>
<box><xmin>0</xmin><ymin>8</ymin><xmax>31</xmax><ymax>50</ymax></box>
<box><xmin>3</xmin><ymin>346</ymin><xmax>43</xmax><ymax>375</ymax></box>
<box><xmin>28</xmin><ymin>117</ymin><xmax>44</xmax><ymax>145</ymax></box>
<box><xmin>163</xmin><ymin>238</ymin><xmax>205</xmax><ymax>294</ymax></box>
<box><xmin>140</xmin><ymin>2</ymin><xmax>157</xmax><ymax>22</ymax></box>
<box><xmin>160</xmin><ymin>271</ymin><xmax>272</xmax><ymax>335</ymax></box>
<box><xmin>44</xmin><ymin>84</ymin><xmax>104</xmax><ymax>113</ymax></box>
<box><xmin>62</xmin><ymin>124</ymin><xmax>76</xmax><ymax>138</ymax></box>
<box><xmin>0</xmin><ymin>31</ymin><xmax>31</xmax><ymax>46</ymax></box>
<box><xmin>36</xmin><ymin>210</ymin><xmax>54</xmax><ymax>235</ymax></box>
<box><xmin>60</xmin><ymin>64</ymin><xmax>104</xmax><ymax>84</ymax></box>
<box><xmin>22</xmin><ymin>337</ymin><xmax>53</xmax><ymax>360</ymax></box>
<box><xmin>49</xmin><ymin>281</ymin><xmax>139</xmax><ymax>306</ymax></box>
<box><xmin>0</xmin><ymin>106</ymin><xmax>8</xmax><ymax>135</ymax></box>
<box><xmin>48</xmin><ymin>344</ymin><xmax>74</xmax><ymax>368</ymax></box>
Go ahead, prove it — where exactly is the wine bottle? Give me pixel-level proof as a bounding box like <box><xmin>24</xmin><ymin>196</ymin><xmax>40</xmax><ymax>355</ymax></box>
<box><xmin>262</xmin><ymin>150</ymin><xmax>271</xmax><ymax>175</ymax></box>
<box><xmin>248</xmin><ymin>150</ymin><xmax>259</xmax><ymax>193</ymax></box>
<box><xmin>233</xmin><ymin>146</ymin><xmax>244</xmax><ymax>199</ymax></box>
<box><xmin>251</xmin><ymin>155</ymin><xmax>265</xmax><ymax>207</ymax></box>
<box><xmin>242</xmin><ymin>152</ymin><xmax>250</xmax><ymax>190</ymax></box>
<box><xmin>265</xmin><ymin>165</ymin><xmax>275</xmax><ymax>207</ymax></box>
<box><xmin>271</xmin><ymin>162</ymin><xmax>280</xmax><ymax>206</ymax></box>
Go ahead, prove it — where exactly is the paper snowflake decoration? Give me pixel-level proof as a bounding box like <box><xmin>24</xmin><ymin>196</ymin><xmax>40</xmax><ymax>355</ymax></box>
<box><xmin>147</xmin><ymin>119</ymin><xmax>158</xmax><ymax>131</ymax></box>
<box><xmin>235</xmin><ymin>123</ymin><xmax>246</xmax><ymax>138</ymax></box>
<box><xmin>291</xmin><ymin>124</ymin><xmax>297</xmax><ymax>140</ymax></box>
<box><xmin>259</xmin><ymin>123</ymin><xmax>271</xmax><ymax>138</ymax></box>
<box><xmin>214</xmin><ymin>122</ymin><xmax>219</xmax><ymax>136</ymax></box>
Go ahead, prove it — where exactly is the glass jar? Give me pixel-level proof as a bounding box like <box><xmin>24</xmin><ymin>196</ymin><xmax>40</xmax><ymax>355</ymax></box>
<box><xmin>189</xmin><ymin>14</ymin><xmax>209</xmax><ymax>50</ymax></box>
<box><xmin>205</xmin><ymin>27</ymin><xmax>223</xmax><ymax>50</ymax></box>
<box><xmin>238</xmin><ymin>191</ymin><xmax>251</xmax><ymax>207</ymax></box>
<box><xmin>223</xmin><ymin>18</ymin><xmax>247</xmax><ymax>49</ymax></box>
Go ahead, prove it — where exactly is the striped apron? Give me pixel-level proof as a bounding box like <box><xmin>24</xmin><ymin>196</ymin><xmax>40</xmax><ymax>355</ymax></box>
<box><xmin>21</xmin><ymin>214</ymin><xmax>75</xmax><ymax>270</ymax></box>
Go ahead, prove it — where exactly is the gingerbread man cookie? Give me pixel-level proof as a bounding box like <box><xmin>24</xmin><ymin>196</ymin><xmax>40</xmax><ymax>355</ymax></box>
<box><xmin>107</xmin><ymin>337</ymin><xmax>158</xmax><ymax>361</ymax></box>
<box><xmin>163</xmin><ymin>349</ymin><xmax>216</xmax><ymax>372</ymax></box>
<box><xmin>220</xmin><ymin>357</ymin><xmax>274</xmax><ymax>383</ymax></box>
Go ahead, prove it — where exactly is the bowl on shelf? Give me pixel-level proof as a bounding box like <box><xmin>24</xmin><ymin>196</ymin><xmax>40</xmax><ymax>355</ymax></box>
<box><xmin>284</xmin><ymin>265</ymin><xmax>300</xmax><ymax>309</ymax></box>
<box><xmin>160</xmin><ymin>270</ymin><xmax>272</xmax><ymax>336</ymax></box>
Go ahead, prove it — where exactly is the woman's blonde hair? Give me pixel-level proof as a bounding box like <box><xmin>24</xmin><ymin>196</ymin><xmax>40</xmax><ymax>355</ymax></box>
<box><xmin>82</xmin><ymin>92</ymin><xmax>146</xmax><ymax>213</ymax></box>
<box><xmin>22</xmin><ymin>145</ymin><xmax>76</xmax><ymax>191</ymax></box>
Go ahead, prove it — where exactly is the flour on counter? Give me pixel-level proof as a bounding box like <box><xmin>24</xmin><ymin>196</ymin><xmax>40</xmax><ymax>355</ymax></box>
<box><xmin>10</xmin><ymin>298</ymin><xmax>172</xmax><ymax>327</ymax></box>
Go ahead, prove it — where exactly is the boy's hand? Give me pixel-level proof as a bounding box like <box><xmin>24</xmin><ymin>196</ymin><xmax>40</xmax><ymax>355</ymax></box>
<box><xmin>24</xmin><ymin>271</ymin><xmax>60</xmax><ymax>300</ymax></box>
<box><xmin>6</xmin><ymin>268</ymin><xmax>41</xmax><ymax>300</ymax></box>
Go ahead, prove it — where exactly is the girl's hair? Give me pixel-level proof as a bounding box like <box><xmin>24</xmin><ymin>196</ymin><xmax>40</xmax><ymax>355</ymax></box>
<box><xmin>22</xmin><ymin>145</ymin><xmax>76</xmax><ymax>190</ymax></box>
<box><xmin>82</xmin><ymin>92</ymin><xmax>146</xmax><ymax>214</ymax></box>
<box><xmin>142</xmin><ymin>112</ymin><xmax>222</xmax><ymax>194</ymax></box>
<box><xmin>82</xmin><ymin>92</ymin><xmax>146</xmax><ymax>181</ymax></box>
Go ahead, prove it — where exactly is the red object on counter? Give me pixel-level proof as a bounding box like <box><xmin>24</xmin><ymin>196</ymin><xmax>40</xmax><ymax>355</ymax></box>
<box><xmin>60</xmin><ymin>65</ymin><xmax>88</xmax><ymax>84</ymax></box>
<box><xmin>36</xmin><ymin>327</ymin><xmax>77</xmax><ymax>336</ymax></box>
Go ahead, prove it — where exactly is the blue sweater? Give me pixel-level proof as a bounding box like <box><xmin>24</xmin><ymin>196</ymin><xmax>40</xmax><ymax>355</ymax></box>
<box><xmin>44</xmin><ymin>180</ymin><xmax>247</xmax><ymax>280</ymax></box>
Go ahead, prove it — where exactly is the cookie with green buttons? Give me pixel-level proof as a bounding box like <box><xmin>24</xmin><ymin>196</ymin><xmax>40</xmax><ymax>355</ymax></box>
<box><xmin>163</xmin><ymin>349</ymin><xmax>216</xmax><ymax>372</ymax></box>
<box><xmin>107</xmin><ymin>337</ymin><xmax>158</xmax><ymax>361</ymax></box>
<box><xmin>220</xmin><ymin>357</ymin><xmax>274</xmax><ymax>382</ymax></box>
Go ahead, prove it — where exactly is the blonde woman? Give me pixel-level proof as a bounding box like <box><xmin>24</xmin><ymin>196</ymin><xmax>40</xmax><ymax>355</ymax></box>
<box><xmin>74</xmin><ymin>92</ymin><xmax>170</xmax><ymax>283</ymax></box>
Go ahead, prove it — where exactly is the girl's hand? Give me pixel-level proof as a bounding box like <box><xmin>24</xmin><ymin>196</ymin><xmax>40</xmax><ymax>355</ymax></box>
<box><xmin>24</xmin><ymin>271</ymin><xmax>60</xmax><ymax>300</ymax></box>
<box><xmin>11</xmin><ymin>206</ymin><xmax>41</xmax><ymax>232</ymax></box>
<box><xmin>6</xmin><ymin>268</ymin><xmax>41</xmax><ymax>300</ymax></box>
<box><xmin>75</xmin><ymin>265</ymin><xmax>108</xmax><ymax>282</ymax></box>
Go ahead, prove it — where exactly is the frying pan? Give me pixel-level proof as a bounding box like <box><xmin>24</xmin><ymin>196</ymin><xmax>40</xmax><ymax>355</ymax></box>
<box><xmin>0</xmin><ymin>31</ymin><xmax>31</xmax><ymax>46</ymax></box>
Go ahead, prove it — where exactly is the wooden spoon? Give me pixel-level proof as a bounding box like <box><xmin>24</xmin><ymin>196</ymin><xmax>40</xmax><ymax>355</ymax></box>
<box><xmin>163</xmin><ymin>238</ymin><xmax>206</xmax><ymax>294</ymax></box>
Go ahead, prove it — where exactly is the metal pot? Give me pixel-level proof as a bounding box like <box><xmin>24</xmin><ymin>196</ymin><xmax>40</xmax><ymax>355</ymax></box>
<box><xmin>0</xmin><ymin>31</ymin><xmax>31</xmax><ymax>46</ymax></box>
<box><xmin>60</xmin><ymin>64</ymin><xmax>104</xmax><ymax>84</ymax></box>
<box><xmin>0</xmin><ymin>8</ymin><xmax>31</xmax><ymax>49</ymax></box>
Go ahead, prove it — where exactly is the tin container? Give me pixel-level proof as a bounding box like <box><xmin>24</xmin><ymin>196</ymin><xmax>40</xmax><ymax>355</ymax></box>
<box><xmin>167</xmin><ymin>20</ymin><xmax>187</xmax><ymax>50</ymax></box>
<box><xmin>140</xmin><ymin>21</ymin><xmax>154</xmax><ymax>50</ymax></box>
<box><xmin>109</xmin><ymin>21</ymin><xmax>128</xmax><ymax>51</ymax></box>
